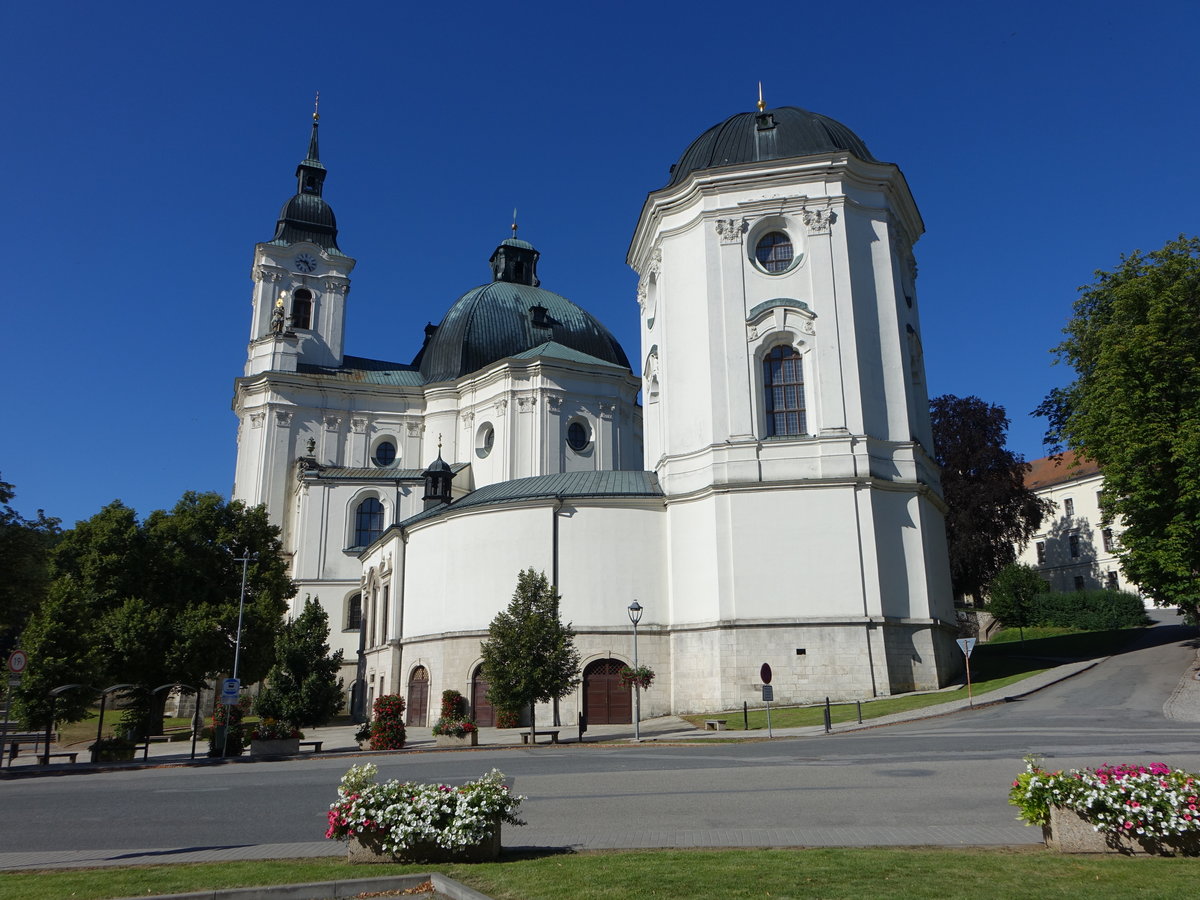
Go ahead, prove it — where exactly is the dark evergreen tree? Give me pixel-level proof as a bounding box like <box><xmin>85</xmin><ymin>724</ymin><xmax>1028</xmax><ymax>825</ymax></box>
<box><xmin>1037</xmin><ymin>236</ymin><xmax>1200</xmax><ymax>622</ymax></box>
<box><xmin>986</xmin><ymin>563</ymin><xmax>1049</xmax><ymax>631</ymax></box>
<box><xmin>254</xmin><ymin>596</ymin><xmax>344</xmax><ymax>727</ymax></box>
<box><xmin>930</xmin><ymin>395</ymin><xmax>1051</xmax><ymax>603</ymax></box>
<box><xmin>480</xmin><ymin>568</ymin><xmax>581</xmax><ymax>743</ymax></box>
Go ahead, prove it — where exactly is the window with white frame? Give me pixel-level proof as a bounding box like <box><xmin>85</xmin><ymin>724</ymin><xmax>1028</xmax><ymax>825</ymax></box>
<box><xmin>354</xmin><ymin>497</ymin><xmax>384</xmax><ymax>547</ymax></box>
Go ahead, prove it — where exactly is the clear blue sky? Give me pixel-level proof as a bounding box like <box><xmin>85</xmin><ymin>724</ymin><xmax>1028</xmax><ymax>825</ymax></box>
<box><xmin>4</xmin><ymin>1</ymin><xmax>1197</xmax><ymax>526</ymax></box>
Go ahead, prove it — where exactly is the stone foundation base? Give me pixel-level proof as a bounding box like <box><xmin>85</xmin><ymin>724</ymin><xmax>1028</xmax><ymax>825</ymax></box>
<box><xmin>348</xmin><ymin>827</ymin><xmax>501</xmax><ymax>864</ymax></box>
<box><xmin>1045</xmin><ymin>806</ymin><xmax>1200</xmax><ymax>856</ymax></box>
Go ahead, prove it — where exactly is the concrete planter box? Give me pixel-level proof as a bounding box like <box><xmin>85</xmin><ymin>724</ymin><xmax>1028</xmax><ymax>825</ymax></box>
<box><xmin>1046</xmin><ymin>806</ymin><xmax>1200</xmax><ymax>856</ymax></box>
<box><xmin>348</xmin><ymin>823</ymin><xmax>501</xmax><ymax>864</ymax></box>
<box><xmin>435</xmin><ymin>731</ymin><xmax>478</xmax><ymax>748</ymax></box>
<box><xmin>251</xmin><ymin>738</ymin><xmax>300</xmax><ymax>756</ymax></box>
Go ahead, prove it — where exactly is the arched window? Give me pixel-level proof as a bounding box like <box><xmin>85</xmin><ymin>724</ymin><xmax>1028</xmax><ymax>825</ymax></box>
<box><xmin>354</xmin><ymin>497</ymin><xmax>384</xmax><ymax>547</ymax></box>
<box><xmin>346</xmin><ymin>592</ymin><xmax>362</xmax><ymax>630</ymax></box>
<box><xmin>291</xmin><ymin>289</ymin><xmax>313</xmax><ymax>330</ymax></box>
<box><xmin>763</xmin><ymin>345</ymin><xmax>806</xmax><ymax>436</ymax></box>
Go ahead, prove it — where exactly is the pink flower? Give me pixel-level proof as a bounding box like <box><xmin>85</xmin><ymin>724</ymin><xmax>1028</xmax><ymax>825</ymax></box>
<box><xmin>1124</xmin><ymin>821</ymin><xmax>1134</xmax><ymax>829</ymax></box>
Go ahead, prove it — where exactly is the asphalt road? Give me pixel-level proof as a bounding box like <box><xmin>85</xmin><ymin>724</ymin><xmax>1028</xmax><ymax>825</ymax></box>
<box><xmin>1</xmin><ymin>614</ymin><xmax>1197</xmax><ymax>862</ymax></box>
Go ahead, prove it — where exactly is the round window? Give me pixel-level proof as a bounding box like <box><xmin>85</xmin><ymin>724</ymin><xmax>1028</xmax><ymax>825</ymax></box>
<box><xmin>755</xmin><ymin>231</ymin><xmax>794</xmax><ymax>274</ymax></box>
<box><xmin>372</xmin><ymin>440</ymin><xmax>396</xmax><ymax>467</ymax></box>
<box><xmin>476</xmin><ymin>423</ymin><xmax>495</xmax><ymax>459</ymax></box>
<box><xmin>567</xmin><ymin>421</ymin><xmax>590</xmax><ymax>452</ymax></box>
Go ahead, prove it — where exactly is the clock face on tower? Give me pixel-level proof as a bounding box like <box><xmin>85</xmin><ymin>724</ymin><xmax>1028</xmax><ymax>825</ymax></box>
<box><xmin>295</xmin><ymin>253</ymin><xmax>317</xmax><ymax>273</ymax></box>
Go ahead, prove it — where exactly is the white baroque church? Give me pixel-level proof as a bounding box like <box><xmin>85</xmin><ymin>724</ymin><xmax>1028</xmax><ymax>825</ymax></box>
<box><xmin>232</xmin><ymin>102</ymin><xmax>959</xmax><ymax>727</ymax></box>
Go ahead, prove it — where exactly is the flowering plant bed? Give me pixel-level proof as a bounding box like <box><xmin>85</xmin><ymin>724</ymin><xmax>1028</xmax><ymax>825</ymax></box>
<box><xmin>619</xmin><ymin>665</ymin><xmax>655</xmax><ymax>690</ymax></box>
<box><xmin>432</xmin><ymin>719</ymin><xmax>478</xmax><ymax>738</ymax></box>
<box><xmin>326</xmin><ymin>763</ymin><xmax>524</xmax><ymax>862</ymax></box>
<box><xmin>1010</xmin><ymin>758</ymin><xmax>1200</xmax><ymax>855</ymax></box>
<box><xmin>249</xmin><ymin>718</ymin><xmax>303</xmax><ymax>741</ymax></box>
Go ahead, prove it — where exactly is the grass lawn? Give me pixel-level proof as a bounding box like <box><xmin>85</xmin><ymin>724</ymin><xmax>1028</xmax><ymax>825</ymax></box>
<box><xmin>2</xmin><ymin>847</ymin><xmax>1197</xmax><ymax>900</ymax></box>
<box><xmin>681</xmin><ymin>625</ymin><xmax>1146</xmax><ymax>732</ymax></box>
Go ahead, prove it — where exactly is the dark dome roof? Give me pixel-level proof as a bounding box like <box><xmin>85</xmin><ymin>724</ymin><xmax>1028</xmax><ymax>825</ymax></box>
<box><xmin>415</xmin><ymin>244</ymin><xmax>630</xmax><ymax>383</ymax></box>
<box><xmin>272</xmin><ymin>192</ymin><xmax>343</xmax><ymax>254</ymax></box>
<box><xmin>666</xmin><ymin>106</ymin><xmax>876</xmax><ymax>188</ymax></box>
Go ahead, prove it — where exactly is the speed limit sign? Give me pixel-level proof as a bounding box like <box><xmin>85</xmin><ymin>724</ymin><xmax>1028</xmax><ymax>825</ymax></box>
<box><xmin>7</xmin><ymin>650</ymin><xmax>28</xmax><ymax>675</ymax></box>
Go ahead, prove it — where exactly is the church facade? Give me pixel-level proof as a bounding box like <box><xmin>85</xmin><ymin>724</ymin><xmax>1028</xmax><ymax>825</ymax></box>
<box><xmin>232</xmin><ymin>103</ymin><xmax>958</xmax><ymax>725</ymax></box>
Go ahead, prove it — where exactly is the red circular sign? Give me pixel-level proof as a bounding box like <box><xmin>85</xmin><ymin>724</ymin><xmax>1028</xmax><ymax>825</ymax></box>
<box><xmin>760</xmin><ymin>663</ymin><xmax>772</xmax><ymax>685</ymax></box>
<box><xmin>7</xmin><ymin>650</ymin><xmax>28</xmax><ymax>674</ymax></box>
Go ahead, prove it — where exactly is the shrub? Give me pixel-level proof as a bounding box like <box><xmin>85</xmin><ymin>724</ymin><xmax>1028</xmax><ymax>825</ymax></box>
<box><xmin>1031</xmin><ymin>589</ymin><xmax>1150</xmax><ymax>631</ymax></box>
<box><xmin>987</xmin><ymin>564</ymin><xmax>1048</xmax><ymax>629</ymax></box>
<box><xmin>433</xmin><ymin>689</ymin><xmax>476</xmax><ymax>737</ymax></box>
<box><xmin>368</xmin><ymin>694</ymin><xmax>407</xmax><ymax>750</ymax></box>
<box><xmin>440</xmin><ymin>690</ymin><xmax>467</xmax><ymax>719</ymax></box>
<box><xmin>495</xmin><ymin>708</ymin><xmax>520</xmax><ymax>729</ymax></box>
<box><xmin>208</xmin><ymin>698</ymin><xmax>248</xmax><ymax>756</ymax></box>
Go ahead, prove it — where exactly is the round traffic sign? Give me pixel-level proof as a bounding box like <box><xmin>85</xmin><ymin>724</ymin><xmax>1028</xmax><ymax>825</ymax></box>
<box><xmin>760</xmin><ymin>663</ymin><xmax>772</xmax><ymax>685</ymax></box>
<box><xmin>7</xmin><ymin>650</ymin><xmax>28</xmax><ymax>674</ymax></box>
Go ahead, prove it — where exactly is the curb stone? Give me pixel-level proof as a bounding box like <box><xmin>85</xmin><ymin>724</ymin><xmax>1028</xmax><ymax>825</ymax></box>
<box><xmin>114</xmin><ymin>871</ymin><xmax>493</xmax><ymax>900</ymax></box>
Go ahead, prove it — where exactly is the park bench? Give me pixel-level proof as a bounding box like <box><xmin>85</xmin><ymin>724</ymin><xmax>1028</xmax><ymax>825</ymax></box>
<box><xmin>37</xmin><ymin>751</ymin><xmax>79</xmax><ymax>765</ymax></box>
<box><xmin>135</xmin><ymin>735</ymin><xmax>174</xmax><ymax>760</ymax></box>
<box><xmin>299</xmin><ymin>740</ymin><xmax>323</xmax><ymax>753</ymax></box>
<box><xmin>704</xmin><ymin>719</ymin><xmax>727</xmax><ymax>731</ymax></box>
<box><xmin>2</xmin><ymin>732</ymin><xmax>50</xmax><ymax>763</ymax></box>
<box><xmin>520</xmin><ymin>730</ymin><xmax>560</xmax><ymax>744</ymax></box>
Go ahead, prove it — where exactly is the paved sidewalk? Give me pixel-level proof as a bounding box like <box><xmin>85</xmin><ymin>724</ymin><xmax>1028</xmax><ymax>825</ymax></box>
<box><xmin>2</xmin><ymin>651</ymin><xmax>1198</xmax><ymax>873</ymax></box>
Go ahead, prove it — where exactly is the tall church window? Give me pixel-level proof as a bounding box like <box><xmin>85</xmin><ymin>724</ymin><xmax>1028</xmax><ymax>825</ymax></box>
<box><xmin>354</xmin><ymin>497</ymin><xmax>384</xmax><ymax>547</ymax></box>
<box><xmin>346</xmin><ymin>592</ymin><xmax>362</xmax><ymax>630</ymax></box>
<box><xmin>291</xmin><ymin>289</ymin><xmax>313</xmax><ymax>329</ymax></box>
<box><xmin>764</xmin><ymin>345</ymin><xmax>806</xmax><ymax>436</ymax></box>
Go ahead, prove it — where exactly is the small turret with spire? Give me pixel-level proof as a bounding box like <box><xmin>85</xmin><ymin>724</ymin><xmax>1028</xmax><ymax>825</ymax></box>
<box><xmin>297</xmin><ymin>92</ymin><xmax>326</xmax><ymax>196</ymax></box>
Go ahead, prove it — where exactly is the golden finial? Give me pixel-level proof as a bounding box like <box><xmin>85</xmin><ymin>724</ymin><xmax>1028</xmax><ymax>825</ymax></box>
<box><xmin>437</xmin><ymin>433</ymin><xmax>443</xmax><ymax>453</ymax></box>
<box><xmin>757</xmin><ymin>82</ymin><xmax>765</xmax><ymax>113</ymax></box>
<box><xmin>511</xmin><ymin>208</ymin><xmax>518</xmax><ymax>238</ymax></box>
<box><xmin>313</xmin><ymin>91</ymin><xmax>320</xmax><ymax>122</ymax></box>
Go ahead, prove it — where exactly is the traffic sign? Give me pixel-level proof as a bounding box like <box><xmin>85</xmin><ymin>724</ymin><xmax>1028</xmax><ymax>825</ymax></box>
<box><xmin>760</xmin><ymin>663</ymin><xmax>772</xmax><ymax>685</ymax></box>
<box><xmin>6</xmin><ymin>650</ymin><xmax>27</xmax><ymax>675</ymax></box>
<box><xmin>956</xmin><ymin>638</ymin><xmax>977</xmax><ymax>658</ymax></box>
<box><xmin>761</xmin><ymin>685</ymin><xmax>774</xmax><ymax>702</ymax></box>
<box><xmin>220</xmin><ymin>677</ymin><xmax>241</xmax><ymax>705</ymax></box>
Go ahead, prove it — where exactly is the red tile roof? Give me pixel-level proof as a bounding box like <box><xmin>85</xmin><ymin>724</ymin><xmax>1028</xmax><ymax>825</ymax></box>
<box><xmin>1024</xmin><ymin>451</ymin><xmax>1101</xmax><ymax>490</ymax></box>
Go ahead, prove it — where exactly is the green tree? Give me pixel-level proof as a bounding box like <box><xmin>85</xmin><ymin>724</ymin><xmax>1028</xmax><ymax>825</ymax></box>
<box><xmin>0</xmin><ymin>474</ymin><xmax>61</xmax><ymax>652</ymax></box>
<box><xmin>930</xmin><ymin>395</ymin><xmax>1052</xmax><ymax>603</ymax></box>
<box><xmin>986</xmin><ymin>563</ymin><xmax>1048</xmax><ymax>633</ymax></box>
<box><xmin>254</xmin><ymin>596</ymin><xmax>344</xmax><ymax>727</ymax></box>
<box><xmin>1037</xmin><ymin>236</ymin><xmax>1200</xmax><ymax>622</ymax></box>
<box><xmin>15</xmin><ymin>492</ymin><xmax>295</xmax><ymax>731</ymax></box>
<box><xmin>479</xmin><ymin>568</ymin><xmax>581</xmax><ymax>743</ymax></box>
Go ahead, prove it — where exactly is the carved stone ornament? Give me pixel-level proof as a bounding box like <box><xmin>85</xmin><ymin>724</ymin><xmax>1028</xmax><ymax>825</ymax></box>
<box><xmin>517</xmin><ymin>393</ymin><xmax>537</xmax><ymax>412</ymax></box>
<box><xmin>598</xmin><ymin>400</ymin><xmax>616</xmax><ymax>416</ymax></box>
<box><xmin>275</xmin><ymin>410</ymin><xmax>293</xmax><ymax>427</ymax></box>
<box><xmin>249</xmin><ymin>412</ymin><xmax>265</xmax><ymax>429</ymax></box>
<box><xmin>326</xmin><ymin>279</ymin><xmax>350</xmax><ymax>294</ymax></box>
<box><xmin>801</xmin><ymin>319</ymin><xmax>816</xmax><ymax>336</ymax></box>
<box><xmin>255</xmin><ymin>265</ymin><xmax>283</xmax><ymax>283</ymax></box>
<box><xmin>462</xmin><ymin>411</ymin><xmax>475</xmax><ymax>426</ymax></box>
<box><xmin>494</xmin><ymin>398</ymin><xmax>508</xmax><ymax>416</ymax></box>
<box><xmin>324</xmin><ymin>416</ymin><xmax>341</xmax><ymax>432</ymax></box>
<box><xmin>546</xmin><ymin>393</ymin><xmax>564</xmax><ymax>412</ymax></box>
<box><xmin>801</xmin><ymin>208</ymin><xmax>836</xmax><ymax>234</ymax></box>
<box><xmin>351</xmin><ymin>418</ymin><xmax>367</xmax><ymax>434</ymax></box>
<box><xmin>406</xmin><ymin>421</ymin><xmax>424</xmax><ymax>437</ymax></box>
<box><xmin>715</xmin><ymin>217</ymin><xmax>748</xmax><ymax>244</ymax></box>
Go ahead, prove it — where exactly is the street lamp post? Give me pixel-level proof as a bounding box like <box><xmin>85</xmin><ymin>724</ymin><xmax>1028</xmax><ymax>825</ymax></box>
<box><xmin>221</xmin><ymin>553</ymin><xmax>253</xmax><ymax>758</ymax></box>
<box><xmin>628</xmin><ymin>600</ymin><xmax>643</xmax><ymax>742</ymax></box>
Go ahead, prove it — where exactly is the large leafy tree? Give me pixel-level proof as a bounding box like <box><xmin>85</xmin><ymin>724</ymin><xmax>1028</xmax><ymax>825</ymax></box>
<box><xmin>16</xmin><ymin>492</ymin><xmax>295</xmax><ymax>730</ymax></box>
<box><xmin>930</xmin><ymin>395</ymin><xmax>1051</xmax><ymax>603</ymax></box>
<box><xmin>1037</xmin><ymin>236</ymin><xmax>1200</xmax><ymax>622</ymax></box>
<box><xmin>0</xmin><ymin>474</ymin><xmax>61</xmax><ymax>653</ymax></box>
<box><xmin>254</xmin><ymin>596</ymin><xmax>344</xmax><ymax>727</ymax></box>
<box><xmin>479</xmin><ymin>568</ymin><xmax>580</xmax><ymax>743</ymax></box>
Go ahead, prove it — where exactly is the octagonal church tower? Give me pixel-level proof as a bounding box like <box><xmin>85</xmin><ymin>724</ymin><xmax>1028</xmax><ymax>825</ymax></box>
<box><xmin>629</xmin><ymin>104</ymin><xmax>958</xmax><ymax>703</ymax></box>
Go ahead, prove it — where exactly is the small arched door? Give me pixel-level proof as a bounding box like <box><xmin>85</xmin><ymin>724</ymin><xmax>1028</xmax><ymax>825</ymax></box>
<box><xmin>471</xmin><ymin>665</ymin><xmax>494</xmax><ymax>727</ymax></box>
<box><xmin>406</xmin><ymin>666</ymin><xmax>429</xmax><ymax>727</ymax></box>
<box><xmin>583</xmin><ymin>658</ymin><xmax>632</xmax><ymax>725</ymax></box>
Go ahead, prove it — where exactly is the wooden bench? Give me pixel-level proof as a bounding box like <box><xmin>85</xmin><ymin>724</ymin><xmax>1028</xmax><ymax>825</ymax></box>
<box><xmin>37</xmin><ymin>751</ymin><xmax>78</xmax><ymax>765</ymax></box>
<box><xmin>134</xmin><ymin>735</ymin><xmax>173</xmax><ymax>760</ymax></box>
<box><xmin>520</xmin><ymin>730</ymin><xmax>560</xmax><ymax>744</ymax></box>
<box><xmin>2</xmin><ymin>733</ymin><xmax>49</xmax><ymax>763</ymax></box>
<box><xmin>704</xmin><ymin>719</ymin><xmax>728</xmax><ymax>731</ymax></box>
<box><xmin>299</xmin><ymin>740</ymin><xmax>323</xmax><ymax>753</ymax></box>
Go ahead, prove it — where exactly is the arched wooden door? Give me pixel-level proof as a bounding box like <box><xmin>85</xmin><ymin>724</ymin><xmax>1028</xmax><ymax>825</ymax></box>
<box><xmin>471</xmin><ymin>665</ymin><xmax>494</xmax><ymax>727</ymax></box>
<box><xmin>406</xmin><ymin>666</ymin><xmax>429</xmax><ymax>727</ymax></box>
<box><xmin>583</xmin><ymin>658</ymin><xmax>632</xmax><ymax>725</ymax></box>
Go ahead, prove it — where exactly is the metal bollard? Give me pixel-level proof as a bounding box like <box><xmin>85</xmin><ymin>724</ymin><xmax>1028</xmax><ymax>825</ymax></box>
<box><xmin>743</xmin><ymin>701</ymin><xmax>749</xmax><ymax>731</ymax></box>
<box><xmin>857</xmin><ymin>700</ymin><xmax>862</xmax><ymax>724</ymax></box>
<box><xmin>823</xmin><ymin>696</ymin><xmax>832</xmax><ymax>733</ymax></box>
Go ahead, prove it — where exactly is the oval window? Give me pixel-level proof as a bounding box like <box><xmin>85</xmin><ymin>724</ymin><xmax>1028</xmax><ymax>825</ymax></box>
<box><xmin>476</xmin><ymin>423</ymin><xmax>495</xmax><ymax>459</ymax></box>
<box><xmin>755</xmin><ymin>231</ymin><xmax>794</xmax><ymax>274</ymax></box>
<box><xmin>372</xmin><ymin>441</ymin><xmax>396</xmax><ymax>467</ymax></box>
<box><xmin>567</xmin><ymin>421</ymin><xmax>589</xmax><ymax>452</ymax></box>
